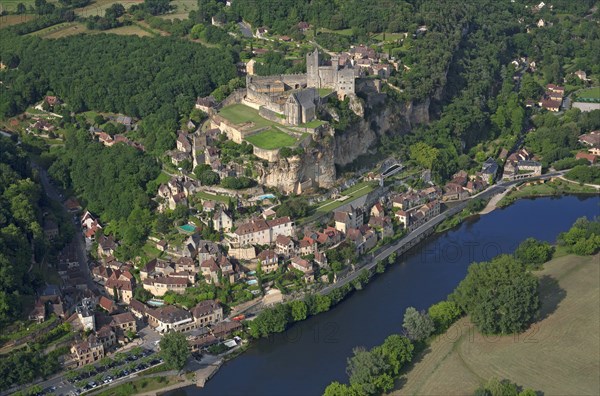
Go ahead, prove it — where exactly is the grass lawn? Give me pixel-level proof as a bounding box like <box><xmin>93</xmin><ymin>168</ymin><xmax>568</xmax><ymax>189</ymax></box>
<box><xmin>301</xmin><ymin>181</ymin><xmax>377</xmax><ymax>224</ymax></box>
<box><xmin>32</xmin><ymin>22</ymin><xmax>88</xmax><ymax>38</ymax></box>
<box><xmin>153</xmin><ymin>171</ymin><xmax>170</xmax><ymax>185</ymax></box>
<box><xmin>158</xmin><ymin>0</ymin><xmax>197</xmax><ymax>20</ymax></box>
<box><xmin>371</xmin><ymin>32</ymin><xmax>406</xmax><ymax>42</ymax></box>
<box><xmin>103</xmin><ymin>24</ymin><xmax>153</xmax><ymax>37</ymax></box>
<box><xmin>576</xmin><ymin>87</ymin><xmax>600</xmax><ymax>101</ymax></box>
<box><xmin>299</xmin><ymin>119</ymin><xmax>325</xmax><ymax>129</ymax></box>
<box><xmin>195</xmin><ymin>190</ymin><xmax>231</xmax><ymax>204</ymax></box>
<box><xmin>218</xmin><ymin>104</ymin><xmax>276</xmax><ymax>129</ymax></box>
<box><xmin>96</xmin><ymin>375</ymin><xmax>187</xmax><ymax>396</ymax></box>
<box><xmin>393</xmin><ymin>253</ymin><xmax>600</xmax><ymax>395</ymax></box>
<box><xmin>245</xmin><ymin>128</ymin><xmax>297</xmax><ymax>150</ymax></box>
<box><xmin>318</xmin><ymin>88</ymin><xmax>334</xmax><ymax>97</ymax></box>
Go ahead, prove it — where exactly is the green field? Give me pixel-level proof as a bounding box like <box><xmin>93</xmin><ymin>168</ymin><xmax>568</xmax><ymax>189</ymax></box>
<box><xmin>578</xmin><ymin>87</ymin><xmax>600</xmax><ymax>99</ymax></box>
<box><xmin>393</xmin><ymin>253</ymin><xmax>600</xmax><ymax>395</ymax></box>
<box><xmin>30</xmin><ymin>21</ymin><xmax>88</xmax><ymax>38</ymax></box>
<box><xmin>158</xmin><ymin>0</ymin><xmax>197</xmax><ymax>20</ymax></box>
<box><xmin>195</xmin><ymin>190</ymin><xmax>231</xmax><ymax>204</ymax></box>
<box><xmin>218</xmin><ymin>104</ymin><xmax>275</xmax><ymax>129</ymax></box>
<box><xmin>104</xmin><ymin>24</ymin><xmax>153</xmax><ymax>37</ymax></box>
<box><xmin>245</xmin><ymin>128</ymin><xmax>297</xmax><ymax>149</ymax></box>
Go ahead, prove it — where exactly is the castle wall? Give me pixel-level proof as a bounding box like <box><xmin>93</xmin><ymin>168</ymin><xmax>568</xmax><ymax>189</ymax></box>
<box><xmin>259</xmin><ymin>107</ymin><xmax>287</xmax><ymax>125</ymax></box>
<box><xmin>252</xmin><ymin>146</ymin><xmax>280</xmax><ymax>162</ymax></box>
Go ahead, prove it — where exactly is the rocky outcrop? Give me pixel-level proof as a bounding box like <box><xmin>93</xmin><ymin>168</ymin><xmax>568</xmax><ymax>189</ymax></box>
<box><xmin>258</xmin><ymin>80</ymin><xmax>437</xmax><ymax>190</ymax></box>
<box><xmin>259</xmin><ymin>138</ymin><xmax>335</xmax><ymax>193</ymax></box>
<box><xmin>332</xmin><ymin>96</ymin><xmax>429</xmax><ymax>166</ymax></box>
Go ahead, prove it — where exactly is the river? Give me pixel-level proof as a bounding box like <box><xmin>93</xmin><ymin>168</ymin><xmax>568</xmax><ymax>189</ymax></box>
<box><xmin>170</xmin><ymin>195</ymin><xmax>600</xmax><ymax>396</ymax></box>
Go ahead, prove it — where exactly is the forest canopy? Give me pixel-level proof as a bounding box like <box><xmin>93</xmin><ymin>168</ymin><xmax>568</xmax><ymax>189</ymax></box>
<box><xmin>0</xmin><ymin>33</ymin><xmax>237</xmax><ymax>153</ymax></box>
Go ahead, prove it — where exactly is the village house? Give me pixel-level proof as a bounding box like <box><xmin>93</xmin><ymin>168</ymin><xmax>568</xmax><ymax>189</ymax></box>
<box><xmin>71</xmin><ymin>335</ymin><xmax>105</xmax><ymax>367</ymax></box>
<box><xmin>110</xmin><ymin>312</ymin><xmax>137</xmax><ymax>336</ymax></box>
<box><xmin>97</xmin><ymin>234</ymin><xmax>117</xmax><ymax>257</ymax></box>
<box><xmin>316</xmin><ymin>226</ymin><xmax>343</xmax><ymax>246</ymax></box>
<box><xmin>95</xmin><ymin>324</ymin><xmax>117</xmax><ymax>350</ymax></box>
<box><xmin>195</xmin><ymin>96</ymin><xmax>216</xmax><ymax>113</ymax></box>
<box><xmin>255</xmin><ymin>27</ymin><xmax>268</xmax><ymax>38</ymax></box>
<box><xmin>212</xmin><ymin>208</ymin><xmax>233</xmax><ymax>232</ymax></box>
<box><xmin>275</xmin><ymin>235</ymin><xmax>296</xmax><ymax>257</ymax></box>
<box><xmin>392</xmin><ymin>191</ymin><xmax>427</xmax><ymax>210</ymax></box>
<box><xmin>231</xmin><ymin>216</ymin><xmax>294</xmax><ymax>247</ymax></box>
<box><xmin>368</xmin><ymin>216</ymin><xmax>394</xmax><ymax>239</ymax></box>
<box><xmin>370</xmin><ymin>202</ymin><xmax>385</xmax><ymax>218</ymax></box>
<box><xmin>257</xmin><ymin>249</ymin><xmax>279</xmax><ymax>273</ymax></box>
<box><xmin>333</xmin><ymin>207</ymin><xmax>364</xmax><ymax>234</ymax></box>
<box><xmin>289</xmin><ymin>257</ymin><xmax>314</xmax><ymax>282</ymax></box>
<box><xmin>579</xmin><ymin>131</ymin><xmax>600</xmax><ymax>147</ymax></box>
<box><xmin>299</xmin><ymin>236</ymin><xmax>318</xmax><ymax>256</ymax></box>
<box><xmin>212</xmin><ymin>321</ymin><xmax>243</xmax><ymax>339</ymax></box>
<box><xmin>175</xmin><ymin>257</ymin><xmax>198</xmax><ymax>273</ymax></box>
<box><xmin>346</xmin><ymin>225</ymin><xmax>378</xmax><ymax>255</ymax></box>
<box><xmin>200</xmin><ymin>257</ymin><xmax>220</xmax><ymax>284</ymax></box>
<box><xmin>314</xmin><ymin>251</ymin><xmax>328</xmax><ymax>267</ymax></box>
<box><xmin>575</xmin><ymin>151</ymin><xmax>597</xmax><ymax>164</ymax></box>
<box><xmin>105</xmin><ymin>270</ymin><xmax>135</xmax><ymax>304</ymax></box>
<box><xmin>192</xmin><ymin>300</ymin><xmax>223</xmax><ymax>327</ymax></box>
<box><xmin>177</xmin><ymin>132</ymin><xmax>192</xmax><ymax>153</ymax></box>
<box><xmin>129</xmin><ymin>299</ymin><xmax>147</xmax><ymax>319</ymax></box>
<box><xmin>143</xmin><ymin>276</ymin><xmax>188</xmax><ymax>296</ymax></box>
<box><xmin>98</xmin><ymin>295</ymin><xmax>117</xmax><ymax>314</ymax></box>
<box><xmin>147</xmin><ymin>305</ymin><xmax>197</xmax><ymax>334</ymax></box>
<box><xmin>396</xmin><ymin>201</ymin><xmax>441</xmax><ymax>232</ymax></box>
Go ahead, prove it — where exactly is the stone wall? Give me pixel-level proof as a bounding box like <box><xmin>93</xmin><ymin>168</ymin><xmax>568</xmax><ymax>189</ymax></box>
<box><xmin>252</xmin><ymin>146</ymin><xmax>280</xmax><ymax>162</ymax></box>
<box><xmin>258</xmin><ymin>107</ymin><xmax>286</xmax><ymax>125</ymax></box>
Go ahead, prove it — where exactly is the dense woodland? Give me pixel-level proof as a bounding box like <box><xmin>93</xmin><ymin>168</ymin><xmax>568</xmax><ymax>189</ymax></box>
<box><xmin>0</xmin><ymin>34</ymin><xmax>237</xmax><ymax>153</ymax></box>
<box><xmin>49</xmin><ymin>129</ymin><xmax>160</xmax><ymax>258</ymax></box>
<box><xmin>0</xmin><ymin>137</ymin><xmax>44</xmax><ymax>324</ymax></box>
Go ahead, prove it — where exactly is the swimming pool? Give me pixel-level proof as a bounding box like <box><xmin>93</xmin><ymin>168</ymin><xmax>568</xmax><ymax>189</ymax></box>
<box><xmin>147</xmin><ymin>299</ymin><xmax>165</xmax><ymax>307</ymax></box>
<box><xmin>256</xmin><ymin>194</ymin><xmax>276</xmax><ymax>200</ymax></box>
<box><xmin>246</xmin><ymin>279</ymin><xmax>258</xmax><ymax>286</ymax></box>
<box><xmin>178</xmin><ymin>224</ymin><xmax>196</xmax><ymax>233</ymax></box>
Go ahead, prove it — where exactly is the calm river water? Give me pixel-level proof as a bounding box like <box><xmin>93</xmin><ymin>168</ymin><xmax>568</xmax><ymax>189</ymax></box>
<box><xmin>170</xmin><ymin>195</ymin><xmax>600</xmax><ymax>396</ymax></box>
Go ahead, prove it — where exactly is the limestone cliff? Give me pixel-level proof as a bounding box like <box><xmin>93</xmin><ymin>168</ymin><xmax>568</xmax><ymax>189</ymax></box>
<box><xmin>258</xmin><ymin>139</ymin><xmax>335</xmax><ymax>193</ymax></box>
<box><xmin>333</xmin><ymin>95</ymin><xmax>430</xmax><ymax>166</ymax></box>
<box><xmin>257</xmin><ymin>81</ymin><xmax>435</xmax><ymax>191</ymax></box>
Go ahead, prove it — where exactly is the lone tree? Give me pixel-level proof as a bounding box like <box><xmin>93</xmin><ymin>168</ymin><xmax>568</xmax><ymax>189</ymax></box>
<box><xmin>402</xmin><ymin>307</ymin><xmax>435</xmax><ymax>341</ymax></box>
<box><xmin>450</xmin><ymin>255</ymin><xmax>540</xmax><ymax>335</ymax></box>
<box><xmin>159</xmin><ymin>332</ymin><xmax>190</xmax><ymax>370</ymax></box>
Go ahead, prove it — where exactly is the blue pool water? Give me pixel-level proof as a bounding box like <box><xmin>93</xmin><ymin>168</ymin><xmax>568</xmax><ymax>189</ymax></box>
<box><xmin>178</xmin><ymin>224</ymin><xmax>196</xmax><ymax>233</ymax></box>
<box><xmin>256</xmin><ymin>194</ymin><xmax>276</xmax><ymax>200</ymax></box>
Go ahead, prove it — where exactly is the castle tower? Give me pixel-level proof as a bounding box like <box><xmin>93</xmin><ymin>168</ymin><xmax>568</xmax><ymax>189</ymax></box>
<box><xmin>306</xmin><ymin>49</ymin><xmax>320</xmax><ymax>88</ymax></box>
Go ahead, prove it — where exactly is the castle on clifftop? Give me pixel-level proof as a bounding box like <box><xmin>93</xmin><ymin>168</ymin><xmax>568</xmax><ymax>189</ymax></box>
<box><xmin>245</xmin><ymin>50</ymin><xmax>358</xmax><ymax>126</ymax></box>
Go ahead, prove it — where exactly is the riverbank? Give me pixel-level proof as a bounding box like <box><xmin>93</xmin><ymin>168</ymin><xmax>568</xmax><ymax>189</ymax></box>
<box><xmin>497</xmin><ymin>178</ymin><xmax>599</xmax><ymax>208</ymax></box>
<box><xmin>167</xmin><ymin>195</ymin><xmax>600</xmax><ymax>396</ymax></box>
<box><xmin>391</xmin><ymin>252</ymin><xmax>600</xmax><ymax>395</ymax></box>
